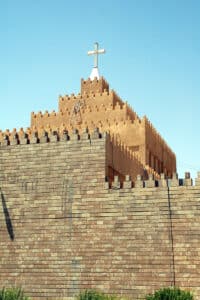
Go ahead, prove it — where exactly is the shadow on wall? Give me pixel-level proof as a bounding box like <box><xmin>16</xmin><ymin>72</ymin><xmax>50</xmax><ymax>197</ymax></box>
<box><xmin>0</xmin><ymin>188</ymin><xmax>14</xmax><ymax>240</ymax></box>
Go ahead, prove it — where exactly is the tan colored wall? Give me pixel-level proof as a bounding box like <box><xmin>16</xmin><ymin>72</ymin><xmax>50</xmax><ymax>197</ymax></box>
<box><xmin>81</xmin><ymin>77</ymin><xmax>109</xmax><ymax>94</ymax></box>
<box><xmin>31</xmin><ymin>91</ymin><xmax>136</xmax><ymax>135</ymax></box>
<box><xmin>0</xmin><ymin>131</ymin><xmax>199</xmax><ymax>300</ymax></box>
<box><xmin>168</xmin><ymin>185</ymin><xmax>200</xmax><ymax>295</ymax></box>
<box><xmin>29</xmin><ymin>77</ymin><xmax>176</xmax><ymax>178</ymax></box>
<box><xmin>144</xmin><ymin>117</ymin><xmax>176</xmax><ymax>176</ymax></box>
<box><xmin>105</xmin><ymin>134</ymin><xmax>146</xmax><ymax>182</ymax></box>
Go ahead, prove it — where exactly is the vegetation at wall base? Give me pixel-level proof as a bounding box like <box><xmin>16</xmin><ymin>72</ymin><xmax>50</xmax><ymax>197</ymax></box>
<box><xmin>77</xmin><ymin>289</ymin><xmax>118</xmax><ymax>300</ymax></box>
<box><xmin>0</xmin><ymin>287</ymin><xmax>193</xmax><ymax>300</ymax></box>
<box><xmin>0</xmin><ymin>288</ymin><xmax>30</xmax><ymax>300</ymax></box>
<box><xmin>145</xmin><ymin>287</ymin><xmax>193</xmax><ymax>300</ymax></box>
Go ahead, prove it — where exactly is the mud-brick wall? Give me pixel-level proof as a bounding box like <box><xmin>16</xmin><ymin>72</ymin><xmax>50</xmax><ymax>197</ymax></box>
<box><xmin>169</xmin><ymin>186</ymin><xmax>200</xmax><ymax>298</ymax></box>
<box><xmin>0</xmin><ymin>132</ymin><xmax>106</xmax><ymax>299</ymax></box>
<box><xmin>0</xmin><ymin>132</ymin><xmax>200</xmax><ymax>300</ymax></box>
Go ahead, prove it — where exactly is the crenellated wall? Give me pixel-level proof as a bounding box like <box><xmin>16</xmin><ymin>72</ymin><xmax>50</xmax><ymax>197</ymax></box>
<box><xmin>81</xmin><ymin>77</ymin><xmax>109</xmax><ymax>94</ymax></box>
<box><xmin>0</xmin><ymin>130</ymin><xmax>199</xmax><ymax>300</ymax></box>
<box><xmin>31</xmin><ymin>90</ymin><xmax>138</xmax><ymax>135</ymax></box>
<box><xmin>28</xmin><ymin>77</ymin><xmax>177</xmax><ymax>178</ymax></box>
<box><xmin>106</xmin><ymin>134</ymin><xmax>149</xmax><ymax>182</ymax></box>
<box><xmin>144</xmin><ymin>117</ymin><xmax>176</xmax><ymax>176</ymax></box>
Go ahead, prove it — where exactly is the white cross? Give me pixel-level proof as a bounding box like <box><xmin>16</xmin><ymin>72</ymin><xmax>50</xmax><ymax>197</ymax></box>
<box><xmin>87</xmin><ymin>42</ymin><xmax>105</xmax><ymax>68</ymax></box>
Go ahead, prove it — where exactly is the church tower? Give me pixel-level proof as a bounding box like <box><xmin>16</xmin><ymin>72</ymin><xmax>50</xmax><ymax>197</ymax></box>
<box><xmin>0</xmin><ymin>43</ymin><xmax>176</xmax><ymax>181</ymax></box>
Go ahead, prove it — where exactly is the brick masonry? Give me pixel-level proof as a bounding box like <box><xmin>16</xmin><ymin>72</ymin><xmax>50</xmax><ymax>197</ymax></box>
<box><xmin>0</xmin><ymin>131</ymin><xmax>200</xmax><ymax>300</ymax></box>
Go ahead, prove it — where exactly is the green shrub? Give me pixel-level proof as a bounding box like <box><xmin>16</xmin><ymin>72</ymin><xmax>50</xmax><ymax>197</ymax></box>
<box><xmin>145</xmin><ymin>287</ymin><xmax>193</xmax><ymax>300</ymax></box>
<box><xmin>0</xmin><ymin>288</ymin><xmax>30</xmax><ymax>300</ymax></box>
<box><xmin>77</xmin><ymin>289</ymin><xmax>117</xmax><ymax>300</ymax></box>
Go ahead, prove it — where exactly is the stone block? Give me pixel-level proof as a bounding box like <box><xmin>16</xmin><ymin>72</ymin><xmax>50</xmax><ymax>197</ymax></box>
<box><xmin>159</xmin><ymin>173</ymin><xmax>168</xmax><ymax>187</ymax></box>
<box><xmin>91</xmin><ymin>128</ymin><xmax>101</xmax><ymax>139</ymax></box>
<box><xmin>71</xmin><ymin>129</ymin><xmax>80</xmax><ymax>141</ymax></box>
<box><xmin>123</xmin><ymin>175</ymin><xmax>132</xmax><ymax>188</ymax></box>
<box><xmin>184</xmin><ymin>172</ymin><xmax>193</xmax><ymax>186</ymax></box>
<box><xmin>170</xmin><ymin>172</ymin><xmax>179</xmax><ymax>187</ymax></box>
<box><xmin>134</xmin><ymin>174</ymin><xmax>144</xmax><ymax>188</ymax></box>
<box><xmin>195</xmin><ymin>171</ymin><xmax>200</xmax><ymax>186</ymax></box>
<box><xmin>145</xmin><ymin>174</ymin><xmax>156</xmax><ymax>188</ymax></box>
<box><xmin>40</xmin><ymin>131</ymin><xmax>49</xmax><ymax>143</ymax></box>
<box><xmin>112</xmin><ymin>175</ymin><xmax>121</xmax><ymax>189</ymax></box>
<box><xmin>30</xmin><ymin>132</ymin><xmax>39</xmax><ymax>144</ymax></box>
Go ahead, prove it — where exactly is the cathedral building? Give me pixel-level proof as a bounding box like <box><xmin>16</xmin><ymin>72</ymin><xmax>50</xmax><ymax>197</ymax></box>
<box><xmin>0</xmin><ymin>44</ymin><xmax>199</xmax><ymax>300</ymax></box>
<box><xmin>0</xmin><ymin>52</ymin><xmax>176</xmax><ymax>182</ymax></box>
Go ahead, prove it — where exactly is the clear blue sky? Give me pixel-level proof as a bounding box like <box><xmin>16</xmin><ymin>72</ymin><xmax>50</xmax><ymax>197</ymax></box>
<box><xmin>1</xmin><ymin>0</ymin><xmax>200</xmax><ymax>179</ymax></box>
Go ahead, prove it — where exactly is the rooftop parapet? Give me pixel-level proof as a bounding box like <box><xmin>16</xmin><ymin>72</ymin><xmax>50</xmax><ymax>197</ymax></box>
<box><xmin>0</xmin><ymin>127</ymin><xmax>106</xmax><ymax>146</ymax></box>
<box><xmin>81</xmin><ymin>76</ymin><xmax>109</xmax><ymax>95</ymax></box>
<box><xmin>0</xmin><ymin>126</ymin><xmax>198</xmax><ymax>191</ymax></box>
<box><xmin>143</xmin><ymin>116</ymin><xmax>176</xmax><ymax>158</ymax></box>
<box><xmin>106</xmin><ymin>171</ymin><xmax>200</xmax><ymax>189</ymax></box>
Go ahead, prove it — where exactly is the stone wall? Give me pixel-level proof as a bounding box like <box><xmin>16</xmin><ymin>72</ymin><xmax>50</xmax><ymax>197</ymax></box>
<box><xmin>0</xmin><ymin>131</ymin><xmax>199</xmax><ymax>300</ymax></box>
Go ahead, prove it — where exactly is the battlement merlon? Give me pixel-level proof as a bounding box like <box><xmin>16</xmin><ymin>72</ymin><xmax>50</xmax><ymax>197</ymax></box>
<box><xmin>58</xmin><ymin>89</ymin><xmax>124</xmax><ymax>114</ymax></box>
<box><xmin>106</xmin><ymin>171</ymin><xmax>200</xmax><ymax>189</ymax></box>
<box><xmin>31</xmin><ymin>77</ymin><xmax>140</xmax><ymax>129</ymax></box>
<box><xmin>0</xmin><ymin>127</ymin><xmax>107</xmax><ymax>146</ymax></box>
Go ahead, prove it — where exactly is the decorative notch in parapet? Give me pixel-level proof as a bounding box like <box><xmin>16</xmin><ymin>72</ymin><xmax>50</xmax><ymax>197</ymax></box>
<box><xmin>71</xmin><ymin>129</ymin><xmax>80</xmax><ymax>141</ymax></box>
<box><xmin>135</xmin><ymin>175</ymin><xmax>144</xmax><ymax>188</ymax></box>
<box><xmin>81</xmin><ymin>77</ymin><xmax>110</xmax><ymax>96</ymax></box>
<box><xmin>111</xmin><ymin>176</ymin><xmax>121</xmax><ymax>189</ymax></box>
<box><xmin>145</xmin><ymin>174</ymin><xmax>158</xmax><ymax>188</ymax></box>
<box><xmin>81</xmin><ymin>77</ymin><xmax>109</xmax><ymax>87</ymax></box>
<box><xmin>30</xmin><ymin>132</ymin><xmax>39</xmax><ymax>144</ymax></box>
<box><xmin>167</xmin><ymin>172</ymin><xmax>194</xmax><ymax>187</ymax></box>
<box><xmin>91</xmin><ymin>127</ymin><xmax>102</xmax><ymax>139</ymax></box>
<box><xmin>0</xmin><ymin>127</ymin><xmax>105</xmax><ymax>147</ymax></box>
<box><xmin>123</xmin><ymin>175</ymin><xmax>133</xmax><ymax>188</ymax></box>
<box><xmin>2</xmin><ymin>135</ymin><xmax>10</xmax><ymax>146</ymax></box>
<box><xmin>143</xmin><ymin>116</ymin><xmax>176</xmax><ymax>158</ymax></box>
<box><xmin>106</xmin><ymin>172</ymin><xmax>200</xmax><ymax>190</ymax></box>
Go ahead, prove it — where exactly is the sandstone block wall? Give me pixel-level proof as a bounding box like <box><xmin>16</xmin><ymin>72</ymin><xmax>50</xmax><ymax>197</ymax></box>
<box><xmin>0</xmin><ymin>132</ymin><xmax>199</xmax><ymax>300</ymax></box>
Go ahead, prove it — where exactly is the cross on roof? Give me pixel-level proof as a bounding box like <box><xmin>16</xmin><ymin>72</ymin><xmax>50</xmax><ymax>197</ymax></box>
<box><xmin>87</xmin><ymin>43</ymin><xmax>106</xmax><ymax>80</ymax></box>
<box><xmin>88</xmin><ymin>42</ymin><xmax>105</xmax><ymax>68</ymax></box>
